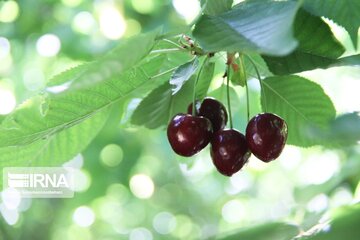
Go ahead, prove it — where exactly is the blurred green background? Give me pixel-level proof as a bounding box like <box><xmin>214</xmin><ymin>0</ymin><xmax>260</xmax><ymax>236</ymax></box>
<box><xmin>0</xmin><ymin>0</ymin><xmax>360</xmax><ymax>239</ymax></box>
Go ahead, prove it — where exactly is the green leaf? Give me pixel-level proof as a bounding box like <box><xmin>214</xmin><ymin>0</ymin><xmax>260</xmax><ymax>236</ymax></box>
<box><xmin>263</xmin><ymin>9</ymin><xmax>346</xmax><ymax>75</ymax></box>
<box><xmin>303</xmin><ymin>0</ymin><xmax>360</xmax><ymax>48</ymax></box>
<box><xmin>217</xmin><ymin>222</ymin><xmax>300</xmax><ymax>240</ymax></box>
<box><xmin>264</xmin><ymin>53</ymin><xmax>360</xmax><ymax>75</ymax></box>
<box><xmin>201</xmin><ymin>0</ymin><xmax>233</xmax><ymax>16</ymax></box>
<box><xmin>195</xmin><ymin>60</ymin><xmax>215</xmax><ymax>99</ymax></box>
<box><xmin>0</xmin><ymin>107</ymin><xmax>110</xmax><ymax>170</ymax></box>
<box><xmin>263</xmin><ymin>52</ymin><xmax>335</xmax><ymax>75</ymax></box>
<box><xmin>300</xmin><ymin>204</ymin><xmax>360</xmax><ymax>240</ymax></box>
<box><xmin>0</xmin><ymin>31</ymin><xmax>162</xmax><ymax>149</ymax></box>
<box><xmin>131</xmin><ymin>78</ymin><xmax>195</xmax><ymax>129</ymax></box>
<box><xmin>170</xmin><ymin>58</ymin><xmax>199</xmax><ymax>94</ymax></box>
<box><xmin>131</xmin><ymin>56</ymin><xmax>215</xmax><ymax>129</ymax></box>
<box><xmin>307</xmin><ymin>112</ymin><xmax>360</xmax><ymax>147</ymax></box>
<box><xmin>293</xmin><ymin>9</ymin><xmax>345</xmax><ymax>59</ymax></box>
<box><xmin>332</xmin><ymin>54</ymin><xmax>360</xmax><ymax>67</ymax></box>
<box><xmin>193</xmin><ymin>0</ymin><xmax>299</xmax><ymax>56</ymax></box>
<box><xmin>261</xmin><ymin>75</ymin><xmax>336</xmax><ymax>147</ymax></box>
<box><xmin>49</xmin><ymin>30</ymin><xmax>160</xmax><ymax>90</ymax></box>
<box><xmin>244</xmin><ymin>53</ymin><xmax>273</xmax><ymax>79</ymax></box>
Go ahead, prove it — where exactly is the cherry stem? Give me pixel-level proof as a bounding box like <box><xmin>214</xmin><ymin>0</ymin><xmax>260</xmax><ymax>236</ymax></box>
<box><xmin>226</xmin><ymin>64</ymin><xmax>233</xmax><ymax>129</ymax></box>
<box><xmin>149</xmin><ymin>66</ymin><xmax>179</xmax><ymax>79</ymax></box>
<box><xmin>162</xmin><ymin>39</ymin><xmax>183</xmax><ymax>49</ymax></box>
<box><xmin>192</xmin><ymin>56</ymin><xmax>209</xmax><ymax>116</ymax></box>
<box><xmin>150</xmin><ymin>48</ymin><xmax>183</xmax><ymax>54</ymax></box>
<box><xmin>239</xmin><ymin>54</ymin><xmax>250</xmax><ymax>122</ymax></box>
<box><xmin>244</xmin><ymin>54</ymin><xmax>267</xmax><ymax>112</ymax></box>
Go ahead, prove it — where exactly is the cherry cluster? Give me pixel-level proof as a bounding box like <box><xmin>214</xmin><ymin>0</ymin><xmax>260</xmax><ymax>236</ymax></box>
<box><xmin>167</xmin><ymin>97</ymin><xmax>288</xmax><ymax>176</ymax></box>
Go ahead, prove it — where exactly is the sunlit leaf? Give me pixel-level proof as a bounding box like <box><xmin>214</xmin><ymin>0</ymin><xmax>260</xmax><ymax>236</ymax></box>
<box><xmin>170</xmin><ymin>58</ymin><xmax>199</xmax><ymax>94</ymax></box>
<box><xmin>261</xmin><ymin>75</ymin><xmax>336</xmax><ymax>147</ymax></box>
<box><xmin>193</xmin><ymin>0</ymin><xmax>299</xmax><ymax>56</ymax></box>
<box><xmin>303</xmin><ymin>0</ymin><xmax>360</xmax><ymax>47</ymax></box>
<box><xmin>0</xmin><ymin>31</ymin><xmax>161</xmax><ymax>148</ymax></box>
<box><xmin>0</xmin><ymin>107</ymin><xmax>110</xmax><ymax>170</ymax></box>
<box><xmin>263</xmin><ymin>9</ymin><xmax>345</xmax><ymax>75</ymax></box>
<box><xmin>131</xmin><ymin>78</ymin><xmax>195</xmax><ymax>129</ymax></box>
<box><xmin>195</xmin><ymin>60</ymin><xmax>215</xmax><ymax>99</ymax></box>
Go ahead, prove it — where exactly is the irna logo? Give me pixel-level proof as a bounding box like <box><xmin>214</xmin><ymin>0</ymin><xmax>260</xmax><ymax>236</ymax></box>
<box><xmin>7</xmin><ymin>173</ymin><xmax>69</xmax><ymax>188</ymax></box>
<box><xmin>3</xmin><ymin>167</ymin><xmax>74</xmax><ymax>198</ymax></box>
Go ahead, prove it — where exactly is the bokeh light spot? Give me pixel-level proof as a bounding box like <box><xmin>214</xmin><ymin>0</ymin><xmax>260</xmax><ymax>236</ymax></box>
<box><xmin>307</xmin><ymin>194</ymin><xmax>329</xmax><ymax>213</ymax></box>
<box><xmin>66</xmin><ymin>225</ymin><xmax>93</xmax><ymax>240</ymax></box>
<box><xmin>131</xmin><ymin>0</ymin><xmax>155</xmax><ymax>14</ymax></box>
<box><xmin>247</xmin><ymin>154</ymin><xmax>268</xmax><ymax>171</ymax></box>
<box><xmin>23</xmin><ymin>68</ymin><xmax>46</xmax><ymax>91</ymax></box>
<box><xmin>226</xmin><ymin>172</ymin><xmax>252</xmax><ymax>195</ymax></box>
<box><xmin>0</xmin><ymin>204</ymin><xmax>19</xmax><ymax>225</ymax></box>
<box><xmin>36</xmin><ymin>34</ymin><xmax>61</xmax><ymax>57</ymax></box>
<box><xmin>0</xmin><ymin>37</ymin><xmax>10</xmax><ymax>60</ymax></box>
<box><xmin>125</xmin><ymin>19</ymin><xmax>142</xmax><ymax>37</ymax></box>
<box><xmin>0</xmin><ymin>1</ymin><xmax>19</xmax><ymax>23</ymax></box>
<box><xmin>222</xmin><ymin>200</ymin><xmax>245</xmax><ymax>223</ymax></box>
<box><xmin>153</xmin><ymin>212</ymin><xmax>176</xmax><ymax>234</ymax></box>
<box><xmin>0</xmin><ymin>88</ymin><xmax>16</xmax><ymax>115</ymax></box>
<box><xmin>331</xmin><ymin>187</ymin><xmax>353</xmax><ymax>207</ymax></box>
<box><xmin>63</xmin><ymin>154</ymin><xmax>84</xmax><ymax>169</ymax></box>
<box><xmin>298</xmin><ymin>151</ymin><xmax>340</xmax><ymax>185</ymax></box>
<box><xmin>94</xmin><ymin>196</ymin><xmax>122</xmax><ymax>224</ymax></box>
<box><xmin>61</xmin><ymin>0</ymin><xmax>83</xmax><ymax>8</ymax></box>
<box><xmin>99</xmin><ymin>6</ymin><xmax>126</xmax><ymax>40</ymax></box>
<box><xmin>172</xmin><ymin>0</ymin><xmax>200</xmax><ymax>23</ymax></box>
<box><xmin>72</xmin><ymin>169</ymin><xmax>91</xmax><ymax>192</ymax></box>
<box><xmin>278</xmin><ymin>145</ymin><xmax>302</xmax><ymax>170</ymax></box>
<box><xmin>354</xmin><ymin>181</ymin><xmax>360</xmax><ymax>202</ymax></box>
<box><xmin>72</xmin><ymin>11</ymin><xmax>96</xmax><ymax>35</ymax></box>
<box><xmin>129</xmin><ymin>227</ymin><xmax>153</xmax><ymax>240</ymax></box>
<box><xmin>73</xmin><ymin>206</ymin><xmax>95</xmax><ymax>227</ymax></box>
<box><xmin>100</xmin><ymin>144</ymin><xmax>123</xmax><ymax>167</ymax></box>
<box><xmin>129</xmin><ymin>174</ymin><xmax>154</xmax><ymax>199</ymax></box>
<box><xmin>233</xmin><ymin>0</ymin><xmax>245</xmax><ymax>4</ymax></box>
<box><xmin>1</xmin><ymin>188</ymin><xmax>21</xmax><ymax>210</ymax></box>
<box><xmin>173</xmin><ymin>215</ymin><xmax>194</xmax><ymax>239</ymax></box>
<box><xmin>106</xmin><ymin>183</ymin><xmax>130</xmax><ymax>203</ymax></box>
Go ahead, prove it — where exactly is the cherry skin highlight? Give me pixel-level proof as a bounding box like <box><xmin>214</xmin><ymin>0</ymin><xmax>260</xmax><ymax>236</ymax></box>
<box><xmin>167</xmin><ymin>113</ymin><xmax>213</xmax><ymax>157</ymax></box>
<box><xmin>246</xmin><ymin>113</ymin><xmax>288</xmax><ymax>162</ymax></box>
<box><xmin>210</xmin><ymin>129</ymin><xmax>251</xmax><ymax>176</ymax></box>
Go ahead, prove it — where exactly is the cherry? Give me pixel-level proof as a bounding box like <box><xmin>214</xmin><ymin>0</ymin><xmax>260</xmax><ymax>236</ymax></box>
<box><xmin>167</xmin><ymin>113</ymin><xmax>213</xmax><ymax>157</ymax></box>
<box><xmin>246</xmin><ymin>113</ymin><xmax>288</xmax><ymax>162</ymax></box>
<box><xmin>187</xmin><ymin>97</ymin><xmax>227</xmax><ymax>132</ymax></box>
<box><xmin>210</xmin><ymin>129</ymin><xmax>251</xmax><ymax>176</ymax></box>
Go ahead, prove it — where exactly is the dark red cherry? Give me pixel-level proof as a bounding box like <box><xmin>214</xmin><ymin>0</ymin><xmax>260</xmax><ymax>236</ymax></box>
<box><xmin>246</xmin><ymin>113</ymin><xmax>288</xmax><ymax>162</ymax></box>
<box><xmin>167</xmin><ymin>114</ymin><xmax>213</xmax><ymax>157</ymax></box>
<box><xmin>210</xmin><ymin>129</ymin><xmax>251</xmax><ymax>176</ymax></box>
<box><xmin>199</xmin><ymin>97</ymin><xmax>228</xmax><ymax>132</ymax></box>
